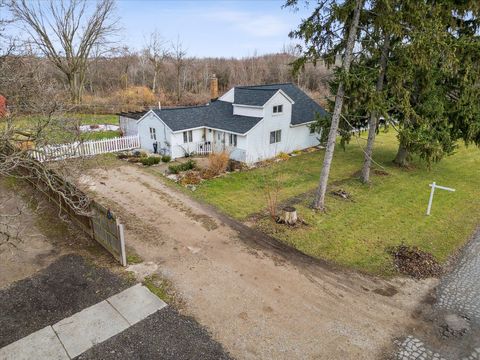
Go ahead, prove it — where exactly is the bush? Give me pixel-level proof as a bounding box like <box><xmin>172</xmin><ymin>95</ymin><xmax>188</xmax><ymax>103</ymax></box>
<box><xmin>161</xmin><ymin>155</ymin><xmax>171</xmax><ymax>163</ymax></box>
<box><xmin>132</xmin><ymin>150</ymin><xmax>148</xmax><ymax>158</ymax></box>
<box><xmin>168</xmin><ymin>159</ymin><xmax>196</xmax><ymax>174</ymax></box>
<box><xmin>180</xmin><ymin>170</ymin><xmax>202</xmax><ymax>185</ymax></box>
<box><xmin>277</xmin><ymin>152</ymin><xmax>290</xmax><ymax>161</ymax></box>
<box><xmin>208</xmin><ymin>151</ymin><xmax>229</xmax><ymax>176</ymax></box>
<box><xmin>140</xmin><ymin>156</ymin><xmax>161</xmax><ymax>166</ymax></box>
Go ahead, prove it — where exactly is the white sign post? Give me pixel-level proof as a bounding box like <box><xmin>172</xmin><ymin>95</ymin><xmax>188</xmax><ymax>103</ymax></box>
<box><xmin>426</xmin><ymin>182</ymin><xmax>456</xmax><ymax>215</ymax></box>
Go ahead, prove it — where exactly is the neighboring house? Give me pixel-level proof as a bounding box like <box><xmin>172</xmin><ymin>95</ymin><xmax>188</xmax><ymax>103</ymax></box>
<box><xmin>0</xmin><ymin>94</ymin><xmax>7</xmax><ymax>117</ymax></box>
<box><xmin>119</xmin><ymin>110</ymin><xmax>148</xmax><ymax>136</ymax></box>
<box><xmin>135</xmin><ymin>80</ymin><xmax>327</xmax><ymax>164</ymax></box>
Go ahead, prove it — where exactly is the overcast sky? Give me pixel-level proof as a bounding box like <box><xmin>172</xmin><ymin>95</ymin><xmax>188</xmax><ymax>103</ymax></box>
<box><xmin>116</xmin><ymin>0</ymin><xmax>311</xmax><ymax>58</ymax></box>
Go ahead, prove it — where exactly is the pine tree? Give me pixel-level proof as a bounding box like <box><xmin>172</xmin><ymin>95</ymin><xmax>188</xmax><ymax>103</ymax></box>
<box><xmin>288</xmin><ymin>0</ymin><xmax>365</xmax><ymax>210</ymax></box>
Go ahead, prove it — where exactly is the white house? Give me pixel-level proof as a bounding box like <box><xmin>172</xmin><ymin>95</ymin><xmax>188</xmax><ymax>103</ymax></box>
<box><xmin>128</xmin><ymin>80</ymin><xmax>327</xmax><ymax>164</ymax></box>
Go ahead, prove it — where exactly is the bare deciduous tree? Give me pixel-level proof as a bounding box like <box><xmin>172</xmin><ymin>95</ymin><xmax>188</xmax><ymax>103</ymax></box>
<box><xmin>171</xmin><ymin>36</ymin><xmax>187</xmax><ymax>103</ymax></box>
<box><xmin>146</xmin><ymin>29</ymin><xmax>169</xmax><ymax>95</ymax></box>
<box><xmin>9</xmin><ymin>0</ymin><xmax>118</xmax><ymax>104</ymax></box>
<box><xmin>0</xmin><ymin>49</ymin><xmax>92</xmax><ymax>217</ymax></box>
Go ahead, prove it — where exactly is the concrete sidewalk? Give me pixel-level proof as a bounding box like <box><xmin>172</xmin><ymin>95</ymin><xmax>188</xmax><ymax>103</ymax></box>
<box><xmin>0</xmin><ymin>284</ymin><xmax>167</xmax><ymax>360</ymax></box>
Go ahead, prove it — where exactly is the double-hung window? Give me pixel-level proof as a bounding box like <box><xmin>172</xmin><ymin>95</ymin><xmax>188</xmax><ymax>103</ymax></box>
<box><xmin>183</xmin><ymin>130</ymin><xmax>193</xmax><ymax>143</ymax></box>
<box><xmin>229</xmin><ymin>134</ymin><xmax>237</xmax><ymax>147</ymax></box>
<box><xmin>270</xmin><ymin>130</ymin><xmax>281</xmax><ymax>144</ymax></box>
<box><xmin>273</xmin><ymin>105</ymin><xmax>283</xmax><ymax>114</ymax></box>
<box><xmin>149</xmin><ymin>127</ymin><xmax>156</xmax><ymax>140</ymax></box>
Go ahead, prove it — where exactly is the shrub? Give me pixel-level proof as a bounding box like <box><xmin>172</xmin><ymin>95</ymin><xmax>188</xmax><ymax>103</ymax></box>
<box><xmin>180</xmin><ymin>170</ymin><xmax>202</xmax><ymax>185</ymax></box>
<box><xmin>199</xmin><ymin>168</ymin><xmax>216</xmax><ymax>180</ymax></box>
<box><xmin>292</xmin><ymin>149</ymin><xmax>302</xmax><ymax>155</ymax></box>
<box><xmin>208</xmin><ymin>151</ymin><xmax>229</xmax><ymax>176</ymax></box>
<box><xmin>161</xmin><ymin>155</ymin><xmax>171</xmax><ymax>163</ymax></box>
<box><xmin>132</xmin><ymin>150</ymin><xmax>148</xmax><ymax>158</ymax></box>
<box><xmin>277</xmin><ymin>152</ymin><xmax>290</xmax><ymax>161</ymax></box>
<box><xmin>140</xmin><ymin>156</ymin><xmax>161</xmax><ymax>166</ymax></box>
<box><xmin>168</xmin><ymin>159</ymin><xmax>196</xmax><ymax>174</ymax></box>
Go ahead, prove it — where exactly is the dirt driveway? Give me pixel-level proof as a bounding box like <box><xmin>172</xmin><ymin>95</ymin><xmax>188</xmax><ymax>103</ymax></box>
<box><xmin>84</xmin><ymin>165</ymin><xmax>437</xmax><ymax>360</ymax></box>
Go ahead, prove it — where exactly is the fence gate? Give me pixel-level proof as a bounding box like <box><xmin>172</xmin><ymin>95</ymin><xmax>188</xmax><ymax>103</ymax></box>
<box><xmin>90</xmin><ymin>202</ymin><xmax>127</xmax><ymax>266</ymax></box>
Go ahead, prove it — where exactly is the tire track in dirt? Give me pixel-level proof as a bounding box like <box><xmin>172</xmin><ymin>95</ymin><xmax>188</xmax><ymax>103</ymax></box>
<box><xmin>84</xmin><ymin>165</ymin><xmax>437</xmax><ymax>360</ymax></box>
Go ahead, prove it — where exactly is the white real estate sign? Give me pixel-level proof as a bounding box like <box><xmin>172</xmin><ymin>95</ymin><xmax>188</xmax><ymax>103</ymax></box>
<box><xmin>426</xmin><ymin>182</ymin><xmax>456</xmax><ymax>216</ymax></box>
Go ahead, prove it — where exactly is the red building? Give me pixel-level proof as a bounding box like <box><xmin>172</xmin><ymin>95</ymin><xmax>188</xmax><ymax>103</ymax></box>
<box><xmin>0</xmin><ymin>95</ymin><xmax>6</xmax><ymax>117</ymax></box>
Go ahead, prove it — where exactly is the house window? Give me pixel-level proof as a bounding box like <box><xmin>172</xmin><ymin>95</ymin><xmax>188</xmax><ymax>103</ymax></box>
<box><xmin>270</xmin><ymin>130</ymin><xmax>281</xmax><ymax>144</ymax></box>
<box><xmin>229</xmin><ymin>134</ymin><xmax>237</xmax><ymax>147</ymax></box>
<box><xmin>183</xmin><ymin>130</ymin><xmax>193</xmax><ymax>143</ymax></box>
<box><xmin>273</xmin><ymin>105</ymin><xmax>283</xmax><ymax>114</ymax></box>
<box><xmin>149</xmin><ymin>127</ymin><xmax>156</xmax><ymax>140</ymax></box>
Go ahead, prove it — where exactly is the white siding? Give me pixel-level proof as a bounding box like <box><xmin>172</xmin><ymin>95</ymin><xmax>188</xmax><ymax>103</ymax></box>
<box><xmin>137</xmin><ymin>112</ymin><xmax>172</xmax><ymax>153</ymax></box>
<box><xmin>219</xmin><ymin>88</ymin><xmax>234</xmax><ymax>102</ymax></box>
<box><xmin>244</xmin><ymin>92</ymin><xmax>319</xmax><ymax>163</ymax></box>
<box><xmin>233</xmin><ymin>104</ymin><xmax>263</xmax><ymax>117</ymax></box>
<box><xmin>171</xmin><ymin>128</ymin><xmax>205</xmax><ymax>159</ymax></box>
<box><xmin>229</xmin><ymin>135</ymin><xmax>247</xmax><ymax>162</ymax></box>
<box><xmin>119</xmin><ymin>116</ymin><xmax>138</xmax><ymax>136</ymax></box>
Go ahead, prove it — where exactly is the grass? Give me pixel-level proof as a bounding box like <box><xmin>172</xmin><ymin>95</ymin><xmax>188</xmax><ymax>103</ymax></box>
<box><xmin>143</xmin><ymin>275</ymin><xmax>174</xmax><ymax>303</ymax></box>
<box><xmin>193</xmin><ymin>131</ymin><xmax>480</xmax><ymax>275</ymax></box>
<box><xmin>81</xmin><ymin>130</ymin><xmax>121</xmax><ymax>141</ymax></box>
<box><xmin>126</xmin><ymin>248</ymin><xmax>143</xmax><ymax>264</ymax></box>
<box><xmin>3</xmin><ymin>113</ymin><xmax>119</xmax><ymax>142</ymax></box>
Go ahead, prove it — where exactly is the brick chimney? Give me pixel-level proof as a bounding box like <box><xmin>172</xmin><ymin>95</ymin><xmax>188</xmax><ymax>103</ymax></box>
<box><xmin>210</xmin><ymin>74</ymin><xmax>218</xmax><ymax>101</ymax></box>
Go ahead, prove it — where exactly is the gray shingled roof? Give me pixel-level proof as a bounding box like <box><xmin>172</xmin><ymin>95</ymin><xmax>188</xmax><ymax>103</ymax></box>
<box><xmin>119</xmin><ymin>110</ymin><xmax>148</xmax><ymax>120</ymax></box>
<box><xmin>233</xmin><ymin>88</ymin><xmax>279</xmax><ymax>106</ymax></box>
<box><xmin>146</xmin><ymin>83</ymin><xmax>326</xmax><ymax>134</ymax></box>
<box><xmin>238</xmin><ymin>83</ymin><xmax>327</xmax><ymax>125</ymax></box>
<box><xmin>151</xmin><ymin>101</ymin><xmax>262</xmax><ymax>134</ymax></box>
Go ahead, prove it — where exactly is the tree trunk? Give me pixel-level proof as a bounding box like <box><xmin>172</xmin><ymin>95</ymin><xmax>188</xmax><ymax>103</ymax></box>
<box><xmin>360</xmin><ymin>35</ymin><xmax>390</xmax><ymax>184</ymax></box>
<box><xmin>313</xmin><ymin>0</ymin><xmax>364</xmax><ymax>210</ymax></box>
<box><xmin>69</xmin><ymin>71</ymin><xmax>85</xmax><ymax>104</ymax></box>
<box><xmin>152</xmin><ymin>68</ymin><xmax>157</xmax><ymax>94</ymax></box>
<box><xmin>393</xmin><ymin>144</ymin><xmax>409</xmax><ymax>167</ymax></box>
<box><xmin>280</xmin><ymin>206</ymin><xmax>298</xmax><ymax>225</ymax></box>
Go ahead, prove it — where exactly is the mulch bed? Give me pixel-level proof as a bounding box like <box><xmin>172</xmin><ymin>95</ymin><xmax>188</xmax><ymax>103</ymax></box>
<box><xmin>388</xmin><ymin>245</ymin><xmax>442</xmax><ymax>279</ymax></box>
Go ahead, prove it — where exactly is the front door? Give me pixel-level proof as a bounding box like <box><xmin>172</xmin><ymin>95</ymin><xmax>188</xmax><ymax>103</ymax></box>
<box><xmin>213</xmin><ymin>130</ymin><xmax>225</xmax><ymax>152</ymax></box>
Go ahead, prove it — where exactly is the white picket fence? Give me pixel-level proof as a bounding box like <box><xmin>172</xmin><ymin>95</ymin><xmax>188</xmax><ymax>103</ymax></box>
<box><xmin>31</xmin><ymin>135</ymin><xmax>140</xmax><ymax>162</ymax></box>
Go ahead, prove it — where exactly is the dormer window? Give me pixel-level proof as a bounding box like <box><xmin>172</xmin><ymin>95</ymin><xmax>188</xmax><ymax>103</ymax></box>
<box><xmin>273</xmin><ymin>105</ymin><xmax>283</xmax><ymax>114</ymax></box>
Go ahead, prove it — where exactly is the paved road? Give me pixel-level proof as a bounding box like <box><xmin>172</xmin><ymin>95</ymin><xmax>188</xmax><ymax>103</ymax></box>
<box><xmin>395</xmin><ymin>229</ymin><xmax>480</xmax><ymax>360</ymax></box>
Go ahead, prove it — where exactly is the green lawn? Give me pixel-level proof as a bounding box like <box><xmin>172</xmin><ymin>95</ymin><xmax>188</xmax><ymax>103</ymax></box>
<box><xmin>4</xmin><ymin>113</ymin><xmax>119</xmax><ymax>142</ymax></box>
<box><xmin>194</xmin><ymin>131</ymin><xmax>480</xmax><ymax>275</ymax></box>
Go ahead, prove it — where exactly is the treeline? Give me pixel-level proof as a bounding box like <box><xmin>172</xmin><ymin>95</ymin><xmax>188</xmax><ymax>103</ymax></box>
<box><xmin>1</xmin><ymin>0</ymin><xmax>331</xmax><ymax>114</ymax></box>
<box><xmin>1</xmin><ymin>51</ymin><xmax>331</xmax><ymax>114</ymax></box>
<box><xmin>84</xmin><ymin>51</ymin><xmax>331</xmax><ymax>111</ymax></box>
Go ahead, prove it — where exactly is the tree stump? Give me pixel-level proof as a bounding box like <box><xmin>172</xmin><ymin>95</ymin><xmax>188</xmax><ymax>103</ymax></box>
<box><xmin>280</xmin><ymin>206</ymin><xmax>297</xmax><ymax>225</ymax></box>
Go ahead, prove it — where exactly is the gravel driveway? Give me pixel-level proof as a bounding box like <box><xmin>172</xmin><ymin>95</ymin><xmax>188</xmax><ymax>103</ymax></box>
<box><xmin>82</xmin><ymin>165</ymin><xmax>438</xmax><ymax>360</ymax></box>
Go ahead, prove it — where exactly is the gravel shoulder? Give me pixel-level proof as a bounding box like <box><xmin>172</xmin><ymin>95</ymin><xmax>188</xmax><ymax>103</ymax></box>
<box><xmin>83</xmin><ymin>165</ymin><xmax>438</xmax><ymax>360</ymax></box>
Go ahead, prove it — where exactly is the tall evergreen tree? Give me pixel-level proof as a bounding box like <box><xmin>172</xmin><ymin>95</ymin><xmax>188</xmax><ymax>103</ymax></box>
<box><xmin>288</xmin><ymin>0</ymin><xmax>365</xmax><ymax>210</ymax></box>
